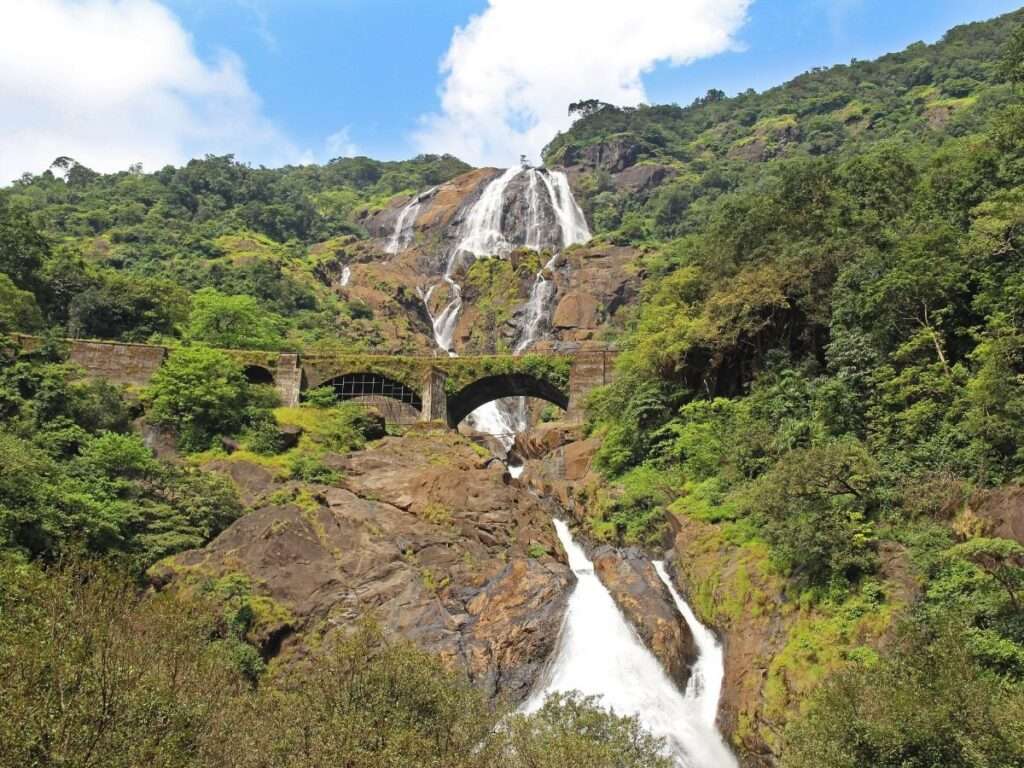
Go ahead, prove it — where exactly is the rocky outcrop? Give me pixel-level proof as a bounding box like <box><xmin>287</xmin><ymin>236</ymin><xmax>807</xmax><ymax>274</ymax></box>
<box><xmin>592</xmin><ymin>546</ymin><xmax>697</xmax><ymax>690</ymax></box>
<box><xmin>551</xmin><ymin>244</ymin><xmax>641</xmax><ymax>341</ymax></box>
<box><xmin>152</xmin><ymin>431</ymin><xmax>572</xmax><ymax>702</ymax></box>
<box><xmin>612</xmin><ymin>163</ymin><xmax>678</xmax><ymax>194</ymax></box>
<box><xmin>562</xmin><ymin>136</ymin><xmax>642</xmax><ymax>173</ymax></box>
<box><xmin>959</xmin><ymin>485</ymin><xmax>1024</xmax><ymax>545</ymax></box>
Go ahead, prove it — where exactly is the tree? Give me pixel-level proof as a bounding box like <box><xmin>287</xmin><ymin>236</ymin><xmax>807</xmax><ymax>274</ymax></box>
<box><xmin>999</xmin><ymin>26</ymin><xmax>1024</xmax><ymax>85</ymax></box>
<box><xmin>782</xmin><ymin>623</ymin><xmax>1024</xmax><ymax>768</ymax></box>
<box><xmin>143</xmin><ymin>346</ymin><xmax>252</xmax><ymax>450</ymax></box>
<box><xmin>949</xmin><ymin>537</ymin><xmax>1024</xmax><ymax>611</ymax></box>
<box><xmin>0</xmin><ymin>560</ymin><xmax>243</xmax><ymax>768</ymax></box>
<box><xmin>68</xmin><ymin>271</ymin><xmax>189</xmax><ymax>342</ymax></box>
<box><xmin>0</xmin><ymin>198</ymin><xmax>49</xmax><ymax>295</ymax></box>
<box><xmin>568</xmin><ymin>99</ymin><xmax>613</xmax><ymax>119</ymax></box>
<box><xmin>186</xmin><ymin>288</ymin><xmax>284</xmax><ymax>350</ymax></box>
<box><xmin>0</xmin><ymin>274</ymin><xmax>42</xmax><ymax>332</ymax></box>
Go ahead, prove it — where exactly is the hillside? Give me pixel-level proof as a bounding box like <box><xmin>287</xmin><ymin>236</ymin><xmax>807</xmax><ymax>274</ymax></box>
<box><xmin>2</xmin><ymin>7</ymin><xmax>1024</xmax><ymax>768</ymax></box>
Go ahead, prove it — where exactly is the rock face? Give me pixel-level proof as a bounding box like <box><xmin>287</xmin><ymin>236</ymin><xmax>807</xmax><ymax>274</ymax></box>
<box><xmin>551</xmin><ymin>244</ymin><xmax>641</xmax><ymax>341</ymax></box>
<box><xmin>154</xmin><ymin>431</ymin><xmax>573</xmax><ymax>702</ymax></box>
<box><xmin>562</xmin><ymin>136</ymin><xmax>642</xmax><ymax>173</ymax></box>
<box><xmin>592</xmin><ymin>546</ymin><xmax>697</xmax><ymax>690</ymax></box>
<box><xmin>309</xmin><ymin>165</ymin><xmax>641</xmax><ymax>357</ymax></box>
<box><xmin>961</xmin><ymin>485</ymin><xmax>1024</xmax><ymax>545</ymax></box>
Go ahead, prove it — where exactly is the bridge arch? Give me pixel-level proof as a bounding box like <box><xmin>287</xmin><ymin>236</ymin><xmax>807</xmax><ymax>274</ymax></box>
<box><xmin>446</xmin><ymin>373</ymin><xmax>569</xmax><ymax>428</ymax></box>
<box><xmin>243</xmin><ymin>364</ymin><xmax>275</xmax><ymax>386</ymax></box>
<box><xmin>310</xmin><ymin>371</ymin><xmax>423</xmax><ymax>425</ymax></box>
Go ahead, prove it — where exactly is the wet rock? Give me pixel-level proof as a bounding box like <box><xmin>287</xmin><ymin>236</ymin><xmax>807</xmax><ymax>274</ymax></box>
<box><xmin>592</xmin><ymin>546</ymin><xmax>697</xmax><ymax>691</ymax></box>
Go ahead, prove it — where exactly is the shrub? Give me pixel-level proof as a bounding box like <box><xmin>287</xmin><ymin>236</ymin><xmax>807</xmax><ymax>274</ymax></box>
<box><xmin>144</xmin><ymin>346</ymin><xmax>254</xmax><ymax>451</ymax></box>
<box><xmin>782</xmin><ymin>621</ymin><xmax>1024</xmax><ymax>768</ymax></box>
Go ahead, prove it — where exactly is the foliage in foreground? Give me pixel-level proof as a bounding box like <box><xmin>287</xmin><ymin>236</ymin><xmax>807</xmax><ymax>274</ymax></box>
<box><xmin>0</xmin><ymin>343</ymin><xmax>243</xmax><ymax>572</ymax></box>
<box><xmin>0</xmin><ymin>559</ymin><xmax>671</xmax><ymax>768</ymax></box>
<box><xmin>782</xmin><ymin>620</ymin><xmax>1024</xmax><ymax>768</ymax></box>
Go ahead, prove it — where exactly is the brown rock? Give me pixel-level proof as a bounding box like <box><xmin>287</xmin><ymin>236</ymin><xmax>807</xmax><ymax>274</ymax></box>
<box><xmin>514</xmin><ymin>422</ymin><xmax>584</xmax><ymax>460</ymax></box>
<box><xmin>553</xmin><ymin>290</ymin><xmax>601</xmax><ymax>331</ymax></box>
<box><xmin>200</xmin><ymin>458</ymin><xmax>278</xmax><ymax>507</ymax></box>
<box><xmin>157</xmin><ymin>432</ymin><xmax>572</xmax><ymax>702</ymax></box>
<box><xmin>563</xmin><ymin>437</ymin><xmax>600</xmax><ymax>481</ymax></box>
<box><xmin>962</xmin><ymin>486</ymin><xmax>1024</xmax><ymax>545</ymax></box>
<box><xmin>593</xmin><ymin>546</ymin><xmax>697</xmax><ymax>690</ymax></box>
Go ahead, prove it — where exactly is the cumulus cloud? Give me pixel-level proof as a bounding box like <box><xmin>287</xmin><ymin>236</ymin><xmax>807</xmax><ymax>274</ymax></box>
<box><xmin>0</xmin><ymin>0</ymin><xmax>305</xmax><ymax>183</ymax></box>
<box><xmin>415</xmin><ymin>0</ymin><xmax>751</xmax><ymax>167</ymax></box>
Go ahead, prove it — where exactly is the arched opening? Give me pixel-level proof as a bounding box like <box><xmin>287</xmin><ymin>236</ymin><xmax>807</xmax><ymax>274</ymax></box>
<box><xmin>309</xmin><ymin>372</ymin><xmax>422</xmax><ymax>425</ymax></box>
<box><xmin>243</xmin><ymin>365</ymin><xmax>275</xmax><ymax>386</ymax></box>
<box><xmin>447</xmin><ymin>373</ymin><xmax>569</xmax><ymax>429</ymax></box>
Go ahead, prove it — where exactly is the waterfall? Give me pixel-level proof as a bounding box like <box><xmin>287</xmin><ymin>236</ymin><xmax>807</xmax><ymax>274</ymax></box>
<box><xmin>340</xmin><ymin>266</ymin><xmax>351</xmax><ymax>287</ymax></box>
<box><xmin>455</xmin><ymin>166</ymin><xmax>522</xmax><ymax>259</ymax></box>
<box><xmin>386</xmin><ymin>188</ymin><xmax>435</xmax><ymax>254</ymax></box>
<box><xmin>417</xmin><ymin>166</ymin><xmax>590</xmax><ymax>449</ymax></box>
<box><xmin>653</xmin><ymin>561</ymin><xmax>726</xmax><ymax>729</ymax></box>
<box><xmin>524</xmin><ymin>520</ymin><xmax>738</xmax><ymax>768</ymax></box>
<box><xmin>545</xmin><ymin>170</ymin><xmax>591</xmax><ymax>247</ymax></box>
<box><xmin>514</xmin><ymin>254</ymin><xmax>559</xmax><ymax>354</ymax></box>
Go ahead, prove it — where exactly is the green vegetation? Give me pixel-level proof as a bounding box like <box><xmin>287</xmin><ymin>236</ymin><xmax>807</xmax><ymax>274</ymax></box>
<box><xmin>0</xmin><ymin>153</ymin><xmax>470</xmax><ymax>350</ymax></box>
<box><xmin>144</xmin><ymin>345</ymin><xmax>273</xmax><ymax>451</ymax></box>
<box><xmin>571</xmin><ymin>9</ymin><xmax>1024</xmax><ymax>762</ymax></box>
<box><xmin>0</xmin><ymin>342</ymin><xmax>242</xmax><ymax>574</ymax></box>
<box><xmin>0</xmin><ymin>559</ymin><xmax>671</xmax><ymax>768</ymax></box>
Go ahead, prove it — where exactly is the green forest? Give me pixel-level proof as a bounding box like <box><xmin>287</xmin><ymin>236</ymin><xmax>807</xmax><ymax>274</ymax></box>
<box><xmin>4</xmin><ymin>6</ymin><xmax>1024</xmax><ymax>768</ymax></box>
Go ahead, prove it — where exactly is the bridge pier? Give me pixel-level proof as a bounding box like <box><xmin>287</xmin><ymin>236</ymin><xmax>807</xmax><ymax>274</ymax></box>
<box><xmin>274</xmin><ymin>354</ymin><xmax>302</xmax><ymax>407</ymax></box>
<box><xmin>567</xmin><ymin>349</ymin><xmax>614</xmax><ymax>420</ymax></box>
<box><xmin>420</xmin><ymin>368</ymin><xmax>448</xmax><ymax>423</ymax></box>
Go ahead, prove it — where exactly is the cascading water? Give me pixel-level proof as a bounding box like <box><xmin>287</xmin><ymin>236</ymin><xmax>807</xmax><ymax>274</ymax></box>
<box><xmin>514</xmin><ymin>254</ymin><xmax>559</xmax><ymax>354</ymax></box>
<box><xmin>525</xmin><ymin>520</ymin><xmax>738</xmax><ymax>768</ymax></box>
<box><xmin>340</xmin><ymin>266</ymin><xmax>351</xmax><ymax>287</ymax></box>
<box><xmin>386</xmin><ymin>187</ymin><xmax>436</xmax><ymax>255</ymax></box>
<box><xmin>413</xmin><ymin>166</ymin><xmax>590</xmax><ymax>450</ymax></box>
<box><xmin>654</xmin><ymin>561</ymin><xmax>726</xmax><ymax>729</ymax></box>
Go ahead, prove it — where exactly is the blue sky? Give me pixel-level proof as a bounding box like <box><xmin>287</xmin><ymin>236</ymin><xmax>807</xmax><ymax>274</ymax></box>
<box><xmin>1</xmin><ymin>0</ymin><xmax>1022</xmax><ymax>182</ymax></box>
<box><xmin>167</xmin><ymin>0</ymin><xmax>1022</xmax><ymax>162</ymax></box>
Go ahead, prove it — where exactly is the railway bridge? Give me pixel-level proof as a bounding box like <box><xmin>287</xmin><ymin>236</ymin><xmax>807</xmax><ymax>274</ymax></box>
<box><xmin>11</xmin><ymin>336</ymin><xmax>616</xmax><ymax>426</ymax></box>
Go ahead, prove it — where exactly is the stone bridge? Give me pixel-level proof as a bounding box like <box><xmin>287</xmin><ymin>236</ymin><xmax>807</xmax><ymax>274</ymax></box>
<box><xmin>11</xmin><ymin>336</ymin><xmax>616</xmax><ymax>426</ymax></box>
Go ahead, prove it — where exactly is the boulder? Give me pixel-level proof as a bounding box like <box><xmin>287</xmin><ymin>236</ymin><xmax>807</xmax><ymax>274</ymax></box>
<box><xmin>278</xmin><ymin>424</ymin><xmax>303</xmax><ymax>451</ymax></box>
<box><xmin>514</xmin><ymin>422</ymin><xmax>584</xmax><ymax>460</ymax></box>
<box><xmin>200</xmin><ymin>458</ymin><xmax>278</xmax><ymax>507</ymax></box>
<box><xmin>592</xmin><ymin>546</ymin><xmax>697</xmax><ymax>691</ymax></box>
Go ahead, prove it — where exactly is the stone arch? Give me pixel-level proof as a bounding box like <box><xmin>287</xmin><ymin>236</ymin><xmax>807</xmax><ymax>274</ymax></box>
<box><xmin>311</xmin><ymin>372</ymin><xmax>423</xmax><ymax>425</ymax></box>
<box><xmin>446</xmin><ymin>373</ymin><xmax>569</xmax><ymax>428</ymax></box>
<box><xmin>243</xmin><ymin>364</ymin><xmax>275</xmax><ymax>386</ymax></box>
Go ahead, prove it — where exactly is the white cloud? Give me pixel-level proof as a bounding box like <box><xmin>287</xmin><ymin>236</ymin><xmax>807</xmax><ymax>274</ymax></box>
<box><xmin>415</xmin><ymin>0</ymin><xmax>752</xmax><ymax>167</ymax></box>
<box><xmin>325</xmin><ymin>126</ymin><xmax>359</xmax><ymax>159</ymax></box>
<box><xmin>0</xmin><ymin>0</ymin><xmax>306</xmax><ymax>183</ymax></box>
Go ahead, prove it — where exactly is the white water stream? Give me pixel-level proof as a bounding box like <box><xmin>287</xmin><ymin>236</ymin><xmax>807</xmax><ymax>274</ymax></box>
<box><xmin>385</xmin><ymin>188</ymin><xmax>435</xmax><ymax>254</ymax></box>
<box><xmin>391</xmin><ymin>166</ymin><xmax>590</xmax><ymax>451</ymax></box>
<box><xmin>525</xmin><ymin>520</ymin><xmax>737</xmax><ymax>768</ymax></box>
<box><xmin>386</xmin><ymin>169</ymin><xmax>734</xmax><ymax>764</ymax></box>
